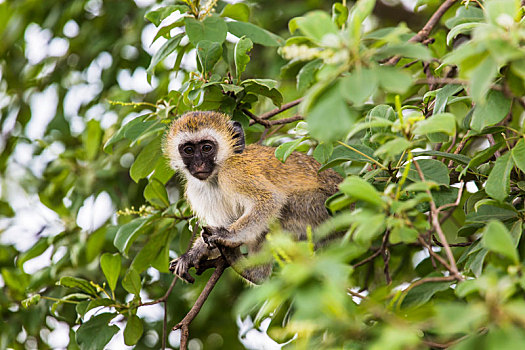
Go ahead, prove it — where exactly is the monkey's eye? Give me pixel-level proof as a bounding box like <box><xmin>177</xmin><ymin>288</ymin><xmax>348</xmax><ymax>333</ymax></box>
<box><xmin>183</xmin><ymin>146</ymin><xmax>194</xmax><ymax>155</ymax></box>
<box><xmin>201</xmin><ymin>144</ymin><xmax>213</xmax><ymax>153</ymax></box>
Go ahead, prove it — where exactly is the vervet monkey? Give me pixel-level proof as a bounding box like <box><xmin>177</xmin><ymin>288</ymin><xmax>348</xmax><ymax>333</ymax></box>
<box><xmin>163</xmin><ymin>111</ymin><xmax>342</xmax><ymax>284</ymax></box>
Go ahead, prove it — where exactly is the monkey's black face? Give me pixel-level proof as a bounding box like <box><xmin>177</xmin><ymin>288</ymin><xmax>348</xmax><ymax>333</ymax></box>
<box><xmin>179</xmin><ymin>140</ymin><xmax>217</xmax><ymax>180</ymax></box>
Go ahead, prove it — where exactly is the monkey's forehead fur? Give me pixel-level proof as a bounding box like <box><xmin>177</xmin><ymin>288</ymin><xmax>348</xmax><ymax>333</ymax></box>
<box><xmin>163</xmin><ymin>111</ymin><xmax>238</xmax><ymax>168</ymax></box>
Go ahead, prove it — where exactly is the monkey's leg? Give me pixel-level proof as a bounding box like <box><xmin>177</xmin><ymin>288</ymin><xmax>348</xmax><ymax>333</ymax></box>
<box><xmin>218</xmin><ymin>239</ymin><xmax>273</xmax><ymax>285</ymax></box>
<box><xmin>170</xmin><ymin>237</ymin><xmax>216</xmax><ymax>283</ymax></box>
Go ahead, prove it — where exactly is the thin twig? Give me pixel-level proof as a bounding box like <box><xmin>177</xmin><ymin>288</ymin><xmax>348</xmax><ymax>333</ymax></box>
<box><xmin>413</xmin><ymin>159</ymin><xmax>462</xmax><ymax>280</ymax></box>
<box><xmin>260</xmin><ymin>98</ymin><xmax>302</xmax><ymax>120</ymax></box>
<box><xmin>243</xmin><ymin>108</ymin><xmax>271</xmax><ymax>127</ymax></box>
<box><xmin>405</xmin><ymin>275</ymin><xmax>456</xmax><ymax>292</ymax></box>
<box><xmin>381</xmin><ymin>230</ymin><xmax>392</xmax><ymax>284</ymax></box>
<box><xmin>347</xmin><ymin>289</ymin><xmax>367</xmax><ymax>300</ymax></box>
<box><xmin>139</xmin><ymin>277</ymin><xmax>178</xmax><ymax>307</ymax></box>
<box><xmin>437</xmin><ymin>181</ymin><xmax>464</xmax><ymax>212</ymax></box>
<box><xmin>432</xmin><ymin>235</ymin><xmax>473</xmax><ymax>247</ymax></box>
<box><xmin>268</xmin><ymin>115</ymin><xmax>304</xmax><ymax>126</ymax></box>
<box><xmin>415</xmin><ymin>78</ymin><xmax>468</xmax><ymax>85</ymax></box>
<box><xmin>174</xmin><ymin>258</ymin><xmax>228</xmax><ymax>350</ymax></box>
<box><xmin>386</xmin><ymin>0</ymin><xmax>459</xmax><ymax>66</ymax></box>
<box><xmin>353</xmin><ymin>249</ymin><xmax>382</xmax><ymax>268</ymax></box>
<box><xmin>417</xmin><ymin>235</ymin><xmax>454</xmax><ymax>273</ymax></box>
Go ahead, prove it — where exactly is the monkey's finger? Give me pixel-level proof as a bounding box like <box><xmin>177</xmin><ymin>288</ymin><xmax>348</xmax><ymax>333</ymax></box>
<box><xmin>169</xmin><ymin>259</ymin><xmax>179</xmax><ymax>273</ymax></box>
<box><xmin>181</xmin><ymin>271</ymin><xmax>195</xmax><ymax>284</ymax></box>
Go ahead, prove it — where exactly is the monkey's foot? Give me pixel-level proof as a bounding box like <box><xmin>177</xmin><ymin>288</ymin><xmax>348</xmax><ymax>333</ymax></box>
<box><xmin>169</xmin><ymin>255</ymin><xmax>195</xmax><ymax>283</ymax></box>
<box><xmin>202</xmin><ymin>226</ymin><xmax>240</xmax><ymax>248</ymax></box>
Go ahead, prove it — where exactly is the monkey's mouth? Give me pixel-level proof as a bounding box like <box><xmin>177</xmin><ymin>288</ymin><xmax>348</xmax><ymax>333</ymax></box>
<box><xmin>192</xmin><ymin>171</ymin><xmax>212</xmax><ymax>180</ymax></box>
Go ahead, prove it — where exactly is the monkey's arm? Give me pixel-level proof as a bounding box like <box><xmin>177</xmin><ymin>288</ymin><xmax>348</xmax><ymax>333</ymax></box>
<box><xmin>203</xmin><ymin>184</ymin><xmax>285</xmax><ymax>248</ymax></box>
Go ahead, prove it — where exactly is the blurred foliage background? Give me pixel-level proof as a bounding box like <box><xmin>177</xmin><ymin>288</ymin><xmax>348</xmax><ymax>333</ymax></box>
<box><xmin>2</xmin><ymin>0</ymin><xmax>525</xmax><ymax>349</ymax></box>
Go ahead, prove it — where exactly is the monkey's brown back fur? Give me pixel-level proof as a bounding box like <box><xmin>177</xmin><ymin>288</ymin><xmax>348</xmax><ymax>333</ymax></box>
<box><xmin>220</xmin><ymin>144</ymin><xmax>342</xmax><ymax>237</ymax></box>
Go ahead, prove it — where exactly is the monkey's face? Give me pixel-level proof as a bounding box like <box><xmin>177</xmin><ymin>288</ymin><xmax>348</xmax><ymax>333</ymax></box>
<box><xmin>178</xmin><ymin>139</ymin><xmax>218</xmax><ymax>180</ymax></box>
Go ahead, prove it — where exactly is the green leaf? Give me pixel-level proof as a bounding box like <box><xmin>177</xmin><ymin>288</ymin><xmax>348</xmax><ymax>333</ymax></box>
<box><xmin>227</xmin><ymin>21</ymin><xmax>283</xmax><ymax>47</ymax></box>
<box><xmin>402</xmin><ymin>277</ymin><xmax>453</xmax><ymax>308</ymax></box>
<box><xmin>466</xmin><ymin>204</ymin><xmax>518</xmax><ymax>223</ymax></box>
<box><xmin>83</xmin><ymin>119</ymin><xmax>102</xmax><ymax>161</ymax></box>
<box><xmin>348</xmin><ymin>0</ymin><xmax>375</xmax><ymax>41</ymax></box>
<box><xmin>100</xmin><ymin>253</ymin><xmax>121</xmax><ymax>293</ymax></box>
<box><xmin>22</xmin><ymin>294</ymin><xmax>41</xmax><ymax>308</ymax></box>
<box><xmin>122</xmin><ymin>269</ymin><xmax>141</xmax><ymax>295</ymax></box>
<box><xmin>131</xmin><ymin>225</ymin><xmax>171</xmax><ymax>273</ymax></box>
<box><xmin>445</xmin><ymin>5</ymin><xmax>484</xmax><ymax>29</ymax></box>
<box><xmin>17</xmin><ymin>237</ymin><xmax>49</xmax><ymax>268</ymax></box>
<box><xmin>76</xmin><ymin>313</ymin><xmax>119</xmax><ymax>350</ymax></box>
<box><xmin>411</xmin><ymin>150</ymin><xmax>470</xmax><ymax>165</ymax></box>
<box><xmin>144</xmin><ymin>178</ymin><xmax>170</xmax><ymax>208</ymax></box>
<box><xmin>307</xmin><ymin>83</ymin><xmax>356</xmax><ymax>142</ymax></box>
<box><xmin>297</xmin><ymin>59</ymin><xmax>322</xmax><ymax>92</ymax></box>
<box><xmin>404</xmin><ymin>159</ymin><xmax>450</xmax><ymax>186</ymax></box>
<box><xmin>413</xmin><ymin>113</ymin><xmax>456</xmax><ymax>136</ymax></box>
<box><xmin>511</xmin><ymin>139</ymin><xmax>525</xmax><ymax>173</ymax></box>
<box><xmin>485</xmin><ymin>153</ymin><xmax>513</xmax><ymax>202</ymax></box>
<box><xmin>145</xmin><ymin>5</ymin><xmax>189</xmax><ymax>26</ymax></box>
<box><xmin>332</xmin><ymin>3</ymin><xmax>349</xmax><ymax>28</ymax></box>
<box><xmin>340</xmin><ymin>68</ymin><xmax>377</xmax><ymax>106</ymax></box>
<box><xmin>482</xmin><ymin>220</ymin><xmax>519</xmax><ymax>263</ymax></box>
<box><xmin>460</xmin><ymin>141</ymin><xmax>503</xmax><ymax>178</ymax></box>
<box><xmin>484</xmin><ymin>0</ymin><xmax>520</xmax><ymax>26</ymax></box>
<box><xmin>146</xmin><ymin>33</ymin><xmax>184</xmax><ymax>78</ymax></box>
<box><xmin>57</xmin><ymin>276</ymin><xmax>98</xmax><ymax>297</ymax></box>
<box><xmin>374</xmin><ymin>137</ymin><xmax>411</xmax><ymax>161</ymax></box>
<box><xmin>196</xmin><ymin>40</ymin><xmax>222</xmax><ymax>74</ymax></box>
<box><xmin>291</xmin><ymin>11</ymin><xmax>338</xmax><ymax>43</ymax></box>
<box><xmin>77</xmin><ymin>299</ymin><xmax>114</xmax><ymax>318</ymax></box>
<box><xmin>220</xmin><ymin>3</ymin><xmax>250</xmax><ymax>22</ymax></box>
<box><xmin>470</xmin><ymin>90</ymin><xmax>511</xmax><ymax>131</ymax></box>
<box><xmin>242</xmin><ymin>79</ymin><xmax>283</xmax><ymax>106</ymax></box>
<box><xmin>185</xmin><ymin>16</ymin><xmax>227</xmax><ymax>45</ymax></box>
<box><xmin>339</xmin><ymin>176</ymin><xmax>384</xmax><ymax>208</ymax></box>
<box><xmin>130</xmin><ymin>138</ymin><xmax>162</xmax><ymax>182</ymax></box>
<box><xmin>113</xmin><ymin>217</ymin><xmax>149</xmax><ymax>257</ymax></box>
<box><xmin>124</xmin><ymin>315</ymin><xmax>144</xmax><ymax>346</ymax></box>
<box><xmin>390</xmin><ymin>226</ymin><xmax>419</xmax><ymax>244</ymax></box>
<box><xmin>446</xmin><ymin>22</ymin><xmax>479</xmax><ymax>46</ymax></box>
<box><xmin>0</xmin><ymin>200</ymin><xmax>14</xmax><ymax>217</ymax></box>
<box><xmin>313</xmin><ymin>142</ymin><xmax>333</xmax><ymax>164</ymax></box>
<box><xmin>470</xmin><ymin>55</ymin><xmax>499</xmax><ymax>103</ymax></box>
<box><xmin>103</xmin><ymin>116</ymin><xmax>158</xmax><ymax>153</ymax></box>
<box><xmin>275</xmin><ymin>137</ymin><xmax>307</xmax><ymax>163</ymax></box>
<box><xmin>375</xmin><ymin>42</ymin><xmax>432</xmax><ymax>61</ymax></box>
<box><xmin>319</xmin><ymin>143</ymin><xmax>377</xmax><ymax>171</ymax></box>
<box><xmin>376</xmin><ymin>66</ymin><xmax>413</xmax><ymax>94</ymax></box>
<box><xmin>433</xmin><ymin>84</ymin><xmax>463</xmax><ymax>114</ymax></box>
<box><xmin>234</xmin><ymin>36</ymin><xmax>253</xmax><ymax>78</ymax></box>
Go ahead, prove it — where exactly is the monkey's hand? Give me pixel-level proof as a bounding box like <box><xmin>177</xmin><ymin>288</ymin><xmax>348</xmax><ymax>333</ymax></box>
<box><xmin>169</xmin><ymin>254</ymin><xmax>195</xmax><ymax>283</ymax></box>
<box><xmin>202</xmin><ymin>226</ymin><xmax>240</xmax><ymax>249</ymax></box>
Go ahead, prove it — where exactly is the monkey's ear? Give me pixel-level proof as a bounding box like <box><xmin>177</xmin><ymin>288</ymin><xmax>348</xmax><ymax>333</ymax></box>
<box><xmin>231</xmin><ymin>121</ymin><xmax>245</xmax><ymax>153</ymax></box>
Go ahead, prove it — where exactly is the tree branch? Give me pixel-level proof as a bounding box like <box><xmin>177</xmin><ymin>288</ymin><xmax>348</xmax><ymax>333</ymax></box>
<box><xmin>386</xmin><ymin>0</ymin><xmax>459</xmax><ymax>66</ymax></box>
<box><xmin>247</xmin><ymin>98</ymin><xmax>303</xmax><ymax>126</ymax></box>
<box><xmin>260</xmin><ymin>98</ymin><xmax>302</xmax><ymax>120</ymax></box>
<box><xmin>173</xmin><ymin>258</ymin><xmax>228</xmax><ymax>350</ymax></box>
<box><xmin>381</xmin><ymin>230</ymin><xmax>392</xmax><ymax>284</ymax></box>
<box><xmin>353</xmin><ymin>248</ymin><xmax>382</xmax><ymax>268</ymax></box>
<box><xmin>412</xmin><ymin>159</ymin><xmax>462</xmax><ymax>281</ymax></box>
